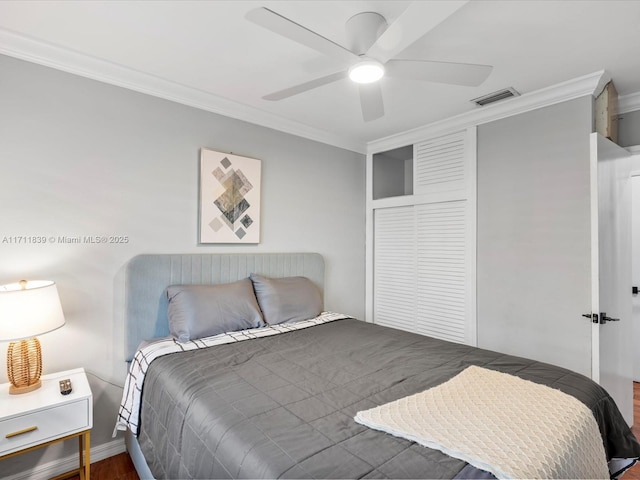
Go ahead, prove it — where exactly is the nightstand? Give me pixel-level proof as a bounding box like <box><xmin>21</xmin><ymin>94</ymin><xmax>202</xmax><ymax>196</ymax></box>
<box><xmin>0</xmin><ymin>368</ymin><xmax>93</xmax><ymax>479</ymax></box>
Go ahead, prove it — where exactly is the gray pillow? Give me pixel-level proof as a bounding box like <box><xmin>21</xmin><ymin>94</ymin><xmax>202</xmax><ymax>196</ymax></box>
<box><xmin>166</xmin><ymin>278</ymin><xmax>264</xmax><ymax>342</ymax></box>
<box><xmin>249</xmin><ymin>273</ymin><xmax>323</xmax><ymax>325</ymax></box>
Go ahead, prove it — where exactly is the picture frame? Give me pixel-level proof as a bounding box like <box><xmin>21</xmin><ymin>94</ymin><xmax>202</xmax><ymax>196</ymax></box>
<box><xmin>199</xmin><ymin>148</ymin><xmax>261</xmax><ymax>244</ymax></box>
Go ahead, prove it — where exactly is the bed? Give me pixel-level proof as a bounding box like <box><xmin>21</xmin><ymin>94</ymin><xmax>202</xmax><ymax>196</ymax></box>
<box><xmin>117</xmin><ymin>253</ymin><xmax>640</xmax><ymax>479</ymax></box>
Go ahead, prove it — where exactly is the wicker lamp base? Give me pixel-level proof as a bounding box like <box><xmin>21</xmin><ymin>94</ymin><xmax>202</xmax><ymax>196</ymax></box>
<box><xmin>7</xmin><ymin>337</ymin><xmax>43</xmax><ymax>395</ymax></box>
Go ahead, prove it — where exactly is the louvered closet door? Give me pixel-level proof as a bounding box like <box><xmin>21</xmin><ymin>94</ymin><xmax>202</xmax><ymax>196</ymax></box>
<box><xmin>415</xmin><ymin>131</ymin><xmax>466</xmax><ymax>194</ymax></box>
<box><xmin>371</xmin><ymin>128</ymin><xmax>475</xmax><ymax>345</ymax></box>
<box><xmin>373</xmin><ymin>206</ymin><xmax>416</xmax><ymax>331</ymax></box>
<box><xmin>415</xmin><ymin>201</ymin><xmax>467</xmax><ymax>343</ymax></box>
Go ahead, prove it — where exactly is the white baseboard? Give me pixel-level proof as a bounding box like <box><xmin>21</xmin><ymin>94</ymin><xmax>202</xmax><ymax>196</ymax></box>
<box><xmin>4</xmin><ymin>438</ymin><xmax>126</xmax><ymax>480</ymax></box>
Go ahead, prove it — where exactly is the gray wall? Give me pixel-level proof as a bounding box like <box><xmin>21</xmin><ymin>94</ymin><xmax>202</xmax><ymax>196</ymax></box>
<box><xmin>618</xmin><ymin>109</ymin><xmax>640</xmax><ymax>147</ymax></box>
<box><xmin>477</xmin><ymin>97</ymin><xmax>594</xmax><ymax>376</ymax></box>
<box><xmin>0</xmin><ymin>54</ymin><xmax>365</xmax><ymax>476</ymax></box>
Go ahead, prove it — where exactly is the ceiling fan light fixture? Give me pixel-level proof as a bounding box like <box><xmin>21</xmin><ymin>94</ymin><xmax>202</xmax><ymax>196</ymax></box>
<box><xmin>349</xmin><ymin>59</ymin><xmax>385</xmax><ymax>84</ymax></box>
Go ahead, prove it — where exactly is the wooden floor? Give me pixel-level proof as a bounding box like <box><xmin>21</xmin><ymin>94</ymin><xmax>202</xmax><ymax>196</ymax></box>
<box><xmin>74</xmin><ymin>383</ymin><xmax>640</xmax><ymax>480</ymax></box>
<box><xmin>625</xmin><ymin>381</ymin><xmax>640</xmax><ymax>479</ymax></box>
<box><xmin>67</xmin><ymin>451</ymin><xmax>138</xmax><ymax>480</ymax></box>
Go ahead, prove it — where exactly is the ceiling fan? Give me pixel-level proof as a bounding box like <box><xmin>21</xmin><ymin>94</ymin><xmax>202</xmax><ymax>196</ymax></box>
<box><xmin>246</xmin><ymin>1</ymin><xmax>493</xmax><ymax>122</ymax></box>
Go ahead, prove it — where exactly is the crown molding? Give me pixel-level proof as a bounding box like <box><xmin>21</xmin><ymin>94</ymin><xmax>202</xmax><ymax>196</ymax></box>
<box><xmin>627</xmin><ymin>145</ymin><xmax>640</xmax><ymax>155</ymax></box>
<box><xmin>619</xmin><ymin>91</ymin><xmax>640</xmax><ymax>115</ymax></box>
<box><xmin>367</xmin><ymin>70</ymin><xmax>608</xmax><ymax>154</ymax></box>
<box><xmin>2</xmin><ymin>26</ymin><xmax>623</xmax><ymax>156</ymax></box>
<box><xmin>0</xmin><ymin>28</ymin><xmax>367</xmax><ymax>154</ymax></box>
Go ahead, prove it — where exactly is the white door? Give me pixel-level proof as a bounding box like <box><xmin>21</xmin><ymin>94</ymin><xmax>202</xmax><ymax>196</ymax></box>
<box><xmin>590</xmin><ymin>133</ymin><xmax>633</xmax><ymax>425</ymax></box>
<box><xmin>632</xmin><ymin>174</ymin><xmax>640</xmax><ymax>382</ymax></box>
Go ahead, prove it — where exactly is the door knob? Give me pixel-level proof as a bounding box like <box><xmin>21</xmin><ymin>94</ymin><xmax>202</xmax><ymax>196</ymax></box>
<box><xmin>582</xmin><ymin>313</ymin><xmax>598</xmax><ymax>323</ymax></box>
<box><xmin>600</xmin><ymin>312</ymin><xmax>620</xmax><ymax>324</ymax></box>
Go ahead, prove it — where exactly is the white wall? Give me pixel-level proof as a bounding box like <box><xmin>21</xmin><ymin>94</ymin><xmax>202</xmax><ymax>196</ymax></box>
<box><xmin>619</xmin><ymin>110</ymin><xmax>640</xmax><ymax>147</ymax></box>
<box><xmin>476</xmin><ymin>97</ymin><xmax>594</xmax><ymax>377</ymax></box>
<box><xmin>0</xmin><ymin>54</ymin><xmax>365</xmax><ymax>476</ymax></box>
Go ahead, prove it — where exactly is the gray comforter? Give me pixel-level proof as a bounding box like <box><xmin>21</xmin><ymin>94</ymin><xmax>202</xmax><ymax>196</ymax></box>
<box><xmin>138</xmin><ymin>318</ymin><xmax>640</xmax><ymax>479</ymax></box>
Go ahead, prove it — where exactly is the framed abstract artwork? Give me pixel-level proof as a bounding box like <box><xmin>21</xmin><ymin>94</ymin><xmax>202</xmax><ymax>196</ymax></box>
<box><xmin>199</xmin><ymin>148</ymin><xmax>261</xmax><ymax>243</ymax></box>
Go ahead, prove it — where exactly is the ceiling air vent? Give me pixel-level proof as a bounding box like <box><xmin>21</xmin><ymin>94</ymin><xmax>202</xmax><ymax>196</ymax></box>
<box><xmin>471</xmin><ymin>87</ymin><xmax>520</xmax><ymax>107</ymax></box>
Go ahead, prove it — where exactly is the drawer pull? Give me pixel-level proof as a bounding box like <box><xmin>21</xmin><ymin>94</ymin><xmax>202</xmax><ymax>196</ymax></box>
<box><xmin>6</xmin><ymin>426</ymin><xmax>38</xmax><ymax>438</ymax></box>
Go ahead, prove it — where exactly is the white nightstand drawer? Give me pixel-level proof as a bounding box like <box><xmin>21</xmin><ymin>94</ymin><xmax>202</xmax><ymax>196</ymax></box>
<box><xmin>0</xmin><ymin>398</ymin><xmax>90</xmax><ymax>455</ymax></box>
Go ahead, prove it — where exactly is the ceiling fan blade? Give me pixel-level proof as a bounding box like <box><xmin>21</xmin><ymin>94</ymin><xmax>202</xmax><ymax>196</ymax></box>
<box><xmin>386</xmin><ymin>59</ymin><xmax>492</xmax><ymax>87</ymax></box>
<box><xmin>359</xmin><ymin>83</ymin><xmax>384</xmax><ymax>122</ymax></box>
<box><xmin>366</xmin><ymin>1</ymin><xmax>468</xmax><ymax>64</ymax></box>
<box><xmin>246</xmin><ymin>7</ymin><xmax>356</xmax><ymax>63</ymax></box>
<box><xmin>263</xmin><ymin>71</ymin><xmax>347</xmax><ymax>101</ymax></box>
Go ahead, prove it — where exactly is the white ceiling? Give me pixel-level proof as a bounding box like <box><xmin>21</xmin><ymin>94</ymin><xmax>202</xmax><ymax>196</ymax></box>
<box><xmin>1</xmin><ymin>0</ymin><xmax>640</xmax><ymax>152</ymax></box>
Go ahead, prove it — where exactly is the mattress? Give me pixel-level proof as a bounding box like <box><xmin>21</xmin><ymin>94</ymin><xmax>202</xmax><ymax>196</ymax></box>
<box><xmin>133</xmin><ymin>317</ymin><xmax>640</xmax><ymax>479</ymax></box>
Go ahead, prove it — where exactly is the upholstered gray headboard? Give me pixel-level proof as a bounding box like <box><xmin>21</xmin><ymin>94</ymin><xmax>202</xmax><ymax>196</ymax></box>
<box><xmin>124</xmin><ymin>253</ymin><xmax>324</xmax><ymax>361</ymax></box>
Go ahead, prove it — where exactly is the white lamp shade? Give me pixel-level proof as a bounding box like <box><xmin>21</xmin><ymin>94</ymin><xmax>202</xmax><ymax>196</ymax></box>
<box><xmin>0</xmin><ymin>280</ymin><xmax>66</xmax><ymax>341</ymax></box>
<box><xmin>348</xmin><ymin>59</ymin><xmax>385</xmax><ymax>84</ymax></box>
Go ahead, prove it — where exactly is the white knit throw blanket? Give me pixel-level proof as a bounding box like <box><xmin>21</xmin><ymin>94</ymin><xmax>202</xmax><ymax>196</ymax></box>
<box><xmin>355</xmin><ymin>366</ymin><xmax>609</xmax><ymax>479</ymax></box>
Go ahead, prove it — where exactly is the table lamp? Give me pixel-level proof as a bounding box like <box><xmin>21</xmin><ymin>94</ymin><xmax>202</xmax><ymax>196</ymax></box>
<box><xmin>0</xmin><ymin>280</ymin><xmax>66</xmax><ymax>394</ymax></box>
